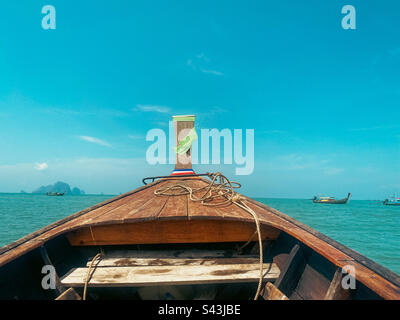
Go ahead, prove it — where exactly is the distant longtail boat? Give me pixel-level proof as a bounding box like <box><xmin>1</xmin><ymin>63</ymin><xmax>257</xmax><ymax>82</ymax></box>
<box><xmin>45</xmin><ymin>192</ymin><xmax>65</xmax><ymax>196</ymax></box>
<box><xmin>312</xmin><ymin>193</ymin><xmax>351</xmax><ymax>204</ymax></box>
<box><xmin>383</xmin><ymin>195</ymin><xmax>400</xmax><ymax>206</ymax></box>
<box><xmin>0</xmin><ymin>116</ymin><xmax>399</xmax><ymax>300</ymax></box>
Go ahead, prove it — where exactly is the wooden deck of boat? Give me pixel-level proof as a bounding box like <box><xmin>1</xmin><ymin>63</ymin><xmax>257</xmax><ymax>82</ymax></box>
<box><xmin>1</xmin><ymin>176</ymin><xmax>400</xmax><ymax>299</ymax></box>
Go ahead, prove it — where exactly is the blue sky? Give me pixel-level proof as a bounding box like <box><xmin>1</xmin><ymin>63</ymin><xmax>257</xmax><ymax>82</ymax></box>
<box><xmin>0</xmin><ymin>0</ymin><xmax>399</xmax><ymax>199</ymax></box>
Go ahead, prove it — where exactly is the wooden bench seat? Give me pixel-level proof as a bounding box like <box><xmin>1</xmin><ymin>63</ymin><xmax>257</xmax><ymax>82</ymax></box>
<box><xmin>60</xmin><ymin>255</ymin><xmax>280</xmax><ymax>287</ymax></box>
<box><xmin>262</xmin><ymin>282</ymin><xmax>289</xmax><ymax>300</ymax></box>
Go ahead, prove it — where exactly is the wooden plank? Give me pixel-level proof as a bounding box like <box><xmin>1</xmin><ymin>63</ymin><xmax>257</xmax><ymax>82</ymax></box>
<box><xmin>61</xmin><ymin>263</ymin><xmax>280</xmax><ymax>287</ymax></box>
<box><xmin>55</xmin><ymin>287</ymin><xmax>81</xmax><ymax>300</ymax></box>
<box><xmin>293</xmin><ymin>250</ymin><xmax>336</xmax><ymax>300</ymax></box>
<box><xmin>86</xmin><ymin>185</ymin><xmax>165</xmax><ymax>225</ymax></box>
<box><xmin>155</xmin><ymin>178</ymin><xmax>253</xmax><ymax>221</ymax></box>
<box><xmin>324</xmin><ymin>267</ymin><xmax>352</xmax><ymax>300</ymax></box>
<box><xmin>86</xmin><ymin>257</ymin><xmax>260</xmax><ymax>267</ymax></box>
<box><xmin>126</xmin><ymin>192</ymin><xmax>169</xmax><ymax>221</ymax></box>
<box><xmin>187</xmin><ymin>197</ymin><xmax>223</xmax><ymax>220</ymax></box>
<box><xmin>274</xmin><ymin>244</ymin><xmax>306</xmax><ymax>296</ymax></box>
<box><xmin>66</xmin><ymin>220</ymin><xmax>280</xmax><ymax>246</ymax></box>
<box><xmin>216</xmin><ymin>202</ymin><xmax>254</xmax><ymax>220</ymax></box>
<box><xmin>186</xmin><ymin>179</ymin><xmax>226</xmax><ymax>220</ymax></box>
<box><xmin>157</xmin><ymin>194</ymin><xmax>188</xmax><ymax>220</ymax></box>
<box><xmin>294</xmin><ymin>264</ymin><xmax>331</xmax><ymax>300</ymax></box>
<box><xmin>262</xmin><ymin>282</ymin><xmax>289</xmax><ymax>300</ymax></box>
<box><xmin>100</xmin><ymin>249</ymin><xmax>257</xmax><ymax>259</ymax></box>
<box><xmin>0</xmin><ymin>239</ymin><xmax>44</xmax><ymax>267</ymax></box>
<box><xmin>174</xmin><ymin>118</ymin><xmax>195</xmax><ymax>170</ymax></box>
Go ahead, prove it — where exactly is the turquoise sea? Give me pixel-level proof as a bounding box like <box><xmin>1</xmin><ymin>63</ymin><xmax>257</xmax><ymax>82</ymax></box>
<box><xmin>0</xmin><ymin>193</ymin><xmax>113</xmax><ymax>247</ymax></box>
<box><xmin>0</xmin><ymin>194</ymin><xmax>399</xmax><ymax>275</ymax></box>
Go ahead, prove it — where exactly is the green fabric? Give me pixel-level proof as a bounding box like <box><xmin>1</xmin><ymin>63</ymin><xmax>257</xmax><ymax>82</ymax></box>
<box><xmin>175</xmin><ymin>127</ymin><xmax>197</xmax><ymax>154</ymax></box>
<box><xmin>172</xmin><ymin>115</ymin><xmax>195</xmax><ymax>122</ymax></box>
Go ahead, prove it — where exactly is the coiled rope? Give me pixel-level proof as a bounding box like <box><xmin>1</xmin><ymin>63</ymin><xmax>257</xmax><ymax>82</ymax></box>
<box><xmin>83</xmin><ymin>252</ymin><xmax>102</xmax><ymax>300</ymax></box>
<box><xmin>154</xmin><ymin>172</ymin><xmax>264</xmax><ymax>300</ymax></box>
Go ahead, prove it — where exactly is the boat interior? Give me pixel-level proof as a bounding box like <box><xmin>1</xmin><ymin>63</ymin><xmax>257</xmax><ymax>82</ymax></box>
<box><xmin>0</xmin><ymin>218</ymin><xmax>384</xmax><ymax>300</ymax></box>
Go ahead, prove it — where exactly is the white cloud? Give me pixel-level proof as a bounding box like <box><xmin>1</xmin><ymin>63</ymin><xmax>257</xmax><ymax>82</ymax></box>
<box><xmin>135</xmin><ymin>104</ymin><xmax>171</xmax><ymax>113</ymax></box>
<box><xmin>323</xmin><ymin>167</ymin><xmax>344</xmax><ymax>176</ymax></box>
<box><xmin>199</xmin><ymin>68</ymin><xmax>224</xmax><ymax>76</ymax></box>
<box><xmin>34</xmin><ymin>162</ymin><xmax>48</xmax><ymax>171</ymax></box>
<box><xmin>195</xmin><ymin>53</ymin><xmax>209</xmax><ymax>61</ymax></box>
<box><xmin>79</xmin><ymin>136</ymin><xmax>111</xmax><ymax>147</ymax></box>
<box><xmin>128</xmin><ymin>134</ymin><xmax>144</xmax><ymax>140</ymax></box>
<box><xmin>347</xmin><ymin>124</ymin><xmax>400</xmax><ymax>132</ymax></box>
<box><xmin>187</xmin><ymin>53</ymin><xmax>224</xmax><ymax>76</ymax></box>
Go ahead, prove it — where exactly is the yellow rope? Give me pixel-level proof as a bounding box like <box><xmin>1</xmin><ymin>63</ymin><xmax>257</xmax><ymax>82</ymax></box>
<box><xmin>83</xmin><ymin>253</ymin><xmax>102</xmax><ymax>300</ymax></box>
<box><xmin>154</xmin><ymin>172</ymin><xmax>264</xmax><ymax>300</ymax></box>
<box><xmin>154</xmin><ymin>172</ymin><xmax>241</xmax><ymax>206</ymax></box>
<box><xmin>231</xmin><ymin>196</ymin><xmax>264</xmax><ymax>300</ymax></box>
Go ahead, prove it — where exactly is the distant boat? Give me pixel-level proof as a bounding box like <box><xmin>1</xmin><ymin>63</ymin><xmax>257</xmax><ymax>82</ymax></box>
<box><xmin>383</xmin><ymin>195</ymin><xmax>400</xmax><ymax>206</ymax></box>
<box><xmin>312</xmin><ymin>193</ymin><xmax>351</xmax><ymax>204</ymax></box>
<box><xmin>45</xmin><ymin>192</ymin><xmax>65</xmax><ymax>196</ymax></box>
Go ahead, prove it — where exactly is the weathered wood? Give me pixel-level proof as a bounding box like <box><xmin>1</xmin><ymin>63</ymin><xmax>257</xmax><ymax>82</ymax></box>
<box><xmin>187</xmin><ymin>196</ymin><xmax>226</xmax><ymax>220</ymax></box>
<box><xmin>262</xmin><ymin>282</ymin><xmax>289</xmax><ymax>300</ymax></box>
<box><xmin>127</xmin><ymin>193</ymin><xmax>169</xmax><ymax>221</ymax></box>
<box><xmin>274</xmin><ymin>244</ymin><xmax>306</xmax><ymax>296</ymax></box>
<box><xmin>61</xmin><ymin>262</ymin><xmax>279</xmax><ymax>287</ymax></box>
<box><xmin>295</xmin><ymin>264</ymin><xmax>331</xmax><ymax>300</ymax></box>
<box><xmin>87</xmin><ymin>185</ymin><xmax>166</xmax><ymax>225</ymax></box>
<box><xmin>173</xmin><ymin>115</ymin><xmax>195</xmax><ymax>170</ymax></box>
<box><xmin>158</xmin><ymin>194</ymin><xmax>188</xmax><ymax>220</ymax></box>
<box><xmin>186</xmin><ymin>179</ymin><xmax>249</xmax><ymax>220</ymax></box>
<box><xmin>324</xmin><ymin>267</ymin><xmax>352</xmax><ymax>300</ymax></box>
<box><xmin>101</xmin><ymin>249</ymin><xmax>255</xmax><ymax>259</ymax></box>
<box><xmin>292</xmin><ymin>250</ymin><xmax>335</xmax><ymax>300</ymax></box>
<box><xmin>86</xmin><ymin>257</ymin><xmax>259</xmax><ymax>267</ymax></box>
<box><xmin>55</xmin><ymin>287</ymin><xmax>81</xmax><ymax>300</ymax></box>
<box><xmin>66</xmin><ymin>220</ymin><xmax>280</xmax><ymax>246</ymax></box>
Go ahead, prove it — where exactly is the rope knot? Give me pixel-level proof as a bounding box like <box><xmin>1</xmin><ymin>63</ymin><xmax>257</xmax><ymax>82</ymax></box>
<box><xmin>231</xmin><ymin>194</ymin><xmax>243</xmax><ymax>202</ymax></box>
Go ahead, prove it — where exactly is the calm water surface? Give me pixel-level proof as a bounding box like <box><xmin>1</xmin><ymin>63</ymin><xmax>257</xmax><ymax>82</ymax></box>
<box><xmin>0</xmin><ymin>194</ymin><xmax>399</xmax><ymax>275</ymax></box>
<box><xmin>0</xmin><ymin>193</ymin><xmax>113</xmax><ymax>246</ymax></box>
